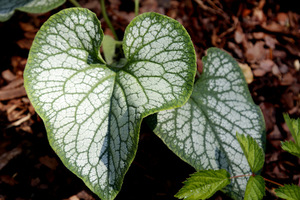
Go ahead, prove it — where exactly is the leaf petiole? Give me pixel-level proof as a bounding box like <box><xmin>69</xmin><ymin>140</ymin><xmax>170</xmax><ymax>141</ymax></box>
<box><xmin>263</xmin><ymin>177</ymin><xmax>284</xmax><ymax>187</ymax></box>
<box><xmin>100</xmin><ymin>0</ymin><xmax>119</xmax><ymax>40</ymax></box>
<box><xmin>230</xmin><ymin>174</ymin><xmax>253</xmax><ymax>179</ymax></box>
<box><xmin>69</xmin><ymin>0</ymin><xmax>81</xmax><ymax>7</ymax></box>
<box><xmin>135</xmin><ymin>0</ymin><xmax>139</xmax><ymax>16</ymax></box>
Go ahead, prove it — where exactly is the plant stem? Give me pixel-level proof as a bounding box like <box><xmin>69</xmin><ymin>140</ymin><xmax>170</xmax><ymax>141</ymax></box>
<box><xmin>100</xmin><ymin>0</ymin><xmax>119</xmax><ymax>40</ymax></box>
<box><xmin>230</xmin><ymin>174</ymin><xmax>252</xmax><ymax>179</ymax></box>
<box><xmin>263</xmin><ymin>177</ymin><xmax>284</xmax><ymax>187</ymax></box>
<box><xmin>69</xmin><ymin>0</ymin><xmax>81</xmax><ymax>7</ymax></box>
<box><xmin>135</xmin><ymin>0</ymin><xmax>139</xmax><ymax>16</ymax></box>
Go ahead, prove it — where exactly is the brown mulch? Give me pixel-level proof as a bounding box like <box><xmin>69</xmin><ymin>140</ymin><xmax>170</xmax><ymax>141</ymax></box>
<box><xmin>0</xmin><ymin>0</ymin><xmax>299</xmax><ymax>199</ymax></box>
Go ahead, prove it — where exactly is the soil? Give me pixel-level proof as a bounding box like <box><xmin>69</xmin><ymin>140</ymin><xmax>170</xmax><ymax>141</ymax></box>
<box><xmin>0</xmin><ymin>0</ymin><xmax>299</xmax><ymax>199</ymax></box>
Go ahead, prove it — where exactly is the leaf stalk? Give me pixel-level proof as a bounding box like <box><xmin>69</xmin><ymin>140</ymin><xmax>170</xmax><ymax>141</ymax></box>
<box><xmin>69</xmin><ymin>0</ymin><xmax>81</xmax><ymax>7</ymax></box>
<box><xmin>263</xmin><ymin>177</ymin><xmax>284</xmax><ymax>187</ymax></box>
<box><xmin>135</xmin><ymin>0</ymin><xmax>139</xmax><ymax>16</ymax></box>
<box><xmin>100</xmin><ymin>0</ymin><xmax>119</xmax><ymax>40</ymax></box>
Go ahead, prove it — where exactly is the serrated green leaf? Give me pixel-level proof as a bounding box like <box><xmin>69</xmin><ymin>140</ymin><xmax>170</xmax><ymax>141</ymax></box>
<box><xmin>102</xmin><ymin>35</ymin><xmax>116</xmax><ymax>65</ymax></box>
<box><xmin>24</xmin><ymin>8</ymin><xmax>196</xmax><ymax>200</ymax></box>
<box><xmin>275</xmin><ymin>184</ymin><xmax>300</xmax><ymax>200</ymax></box>
<box><xmin>0</xmin><ymin>0</ymin><xmax>65</xmax><ymax>22</ymax></box>
<box><xmin>236</xmin><ymin>133</ymin><xmax>265</xmax><ymax>173</ymax></box>
<box><xmin>282</xmin><ymin>114</ymin><xmax>300</xmax><ymax>157</ymax></box>
<box><xmin>175</xmin><ymin>169</ymin><xmax>231</xmax><ymax>200</ymax></box>
<box><xmin>244</xmin><ymin>175</ymin><xmax>265</xmax><ymax>200</ymax></box>
<box><xmin>154</xmin><ymin>47</ymin><xmax>265</xmax><ymax>199</ymax></box>
<box><xmin>283</xmin><ymin>114</ymin><xmax>300</xmax><ymax>145</ymax></box>
<box><xmin>281</xmin><ymin>141</ymin><xmax>300</xmax><ymax>158</ymax></box>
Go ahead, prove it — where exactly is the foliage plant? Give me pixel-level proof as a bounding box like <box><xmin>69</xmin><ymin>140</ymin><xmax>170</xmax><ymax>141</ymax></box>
<box><xmin>176</xmin><ymin>115</ymin><xmax>300</xmax><ymax>200</ymax></box>
<box><xmin>24</xmin><ymin>8</ymin><xmax>196</xmax><ymax>200</ymax></box>
<box><xmin>0</xmin><ymin>0</ymin><xmax>66</xmax><ymax>22</ymax></box>
<box><xmin>22</xmin><ymin>4</ymin><xmax>267</xmax><ymax>200</ymax></box>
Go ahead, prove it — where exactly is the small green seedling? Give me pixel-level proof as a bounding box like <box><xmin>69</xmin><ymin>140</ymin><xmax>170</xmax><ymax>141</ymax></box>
<box><xmin>176</xmin><ymin>119</ymin><xmax>300</xmax><ymax>200</ymax></box>
<box><xmin>0</xmin><ymin>0</ymin><xmax>66</xmax><ymax>22</ymax></box>
<box><xmin>23</xmin><ymin>6</ymin><xmax>266</xmax><ymax>200</ymax></box>
<box><xmin>281</xmin><ymin>113</ymin><xmax>300</xmax><ymax>157</ymax></box>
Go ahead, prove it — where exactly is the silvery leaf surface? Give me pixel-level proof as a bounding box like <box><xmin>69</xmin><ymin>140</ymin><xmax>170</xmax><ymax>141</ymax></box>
<box><xmin>0</xmin><ymin>0</ymin><xmax>65</xmax><ymax>22</ymax></box>
<box><xmin>154</xmin><ymin>47</ymin><xmax>265</xmax><ymax>199</ymax></box>
<box><xmin>24</xmin><ymin>9</ymin><xmax>196</xmax><ymax>200</ymax></box>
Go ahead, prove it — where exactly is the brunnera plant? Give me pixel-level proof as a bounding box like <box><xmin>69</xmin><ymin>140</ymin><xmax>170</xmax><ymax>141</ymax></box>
<box><xmin>0</xmin><ymin>0</ymin><xmax>66</xmax><ymax>22</ymax></box>
<box><xmin>24</xmin><ymin>8</ymin><xmax>196</xmax><ymax>200</ymax></box>
<box><xmin>23</xmin><ymin>7</ymin><xmax>265</xmax><ymax>200</ymax></box>
<box><xmin>176</xmin><ymin>115</ymin><xmax>300</xmax><ymax>200</ymax></box>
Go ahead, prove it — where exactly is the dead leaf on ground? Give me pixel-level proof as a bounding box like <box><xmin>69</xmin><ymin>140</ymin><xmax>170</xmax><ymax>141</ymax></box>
<box><xmin>280</xmin><ymin>73</ymin><xmax>294</xmax><ymax>86</ymax></box>
<box><xmin>238</xmin><ymin>63</ymin><xmax>253</xmax><ymax>84</ymax></box>
<box><xmin>245</xmin><ymin>41</ymin><xmax>267</xmax><ymax>63</ymax></box>
<box><xmin>0</xmin><ymin>86</ymin><xmax>26</xmax><ymax>101</ymax></box>
<box><xmin>1</xmin><ymin>78</ymin><xmax>24</xmax><ymax>91</ymax></box>
<box><xmin>260</xmin><ymin>59</ymin><xmax>274</xmax><ymax>72</ymax></box>
<box><xmin>0</xmin><ymin>175</ymin><xmax>18</xmax><ymax>186</ymax></box>
<box><xmin>253</xmin><ymin>68</ymin><xmax>267</xmax><ymax>77</ymax></box>
<box><xmin>264</xmin><ymin>35</ymin><xmax>277</xmax><ymax>49</ymax></box>
<box><xmin>65</xmin><ymin>190</ymin><xmax>95</xmax><ymax>200</ymax></box>
<box><xmin>259</xmin><ymin>102</ymin><xmax>276</xmax><ymax>132</ymax></box>
<box><xmin>19</xmin><ymin>22</ymin><xmax>38</xmax><ymax>33</ymax></box>
<box><xmin>294</xmin><ymin>59</ymin><xmax>300</xmax><ymax>71</ymax></box>
<box><xmin>39</xmin><ymin>156</ymin><xmax>59</xmax><ymax>170</ymax></box>
<box><xmin>1</xmin><ymin>70</ymin><xmax>16</xmax><ymax>82</ymax></box>
<box><xmin>228</xmin><ymin>42</ymin><xmax>243</xmax><ymax>58</ymax></box>
<box><xmin>0</xmin><ymin>147</ymin><xmax>22</xmax><ymax>170</ymax></box>
<box><xmin>234</xmin><ymin>25</ymin><xmax>245</xmax><ymax>44</ymax></box>
<box><xmin>277</xmin><ymin>12</ymin><xmax>289</xmax><ymax>26</ymax></box>
<box><xmin>16</xmin><ymin>38</ymin><xmax>33</xmax><ymax>50</ymax></box>
<box><xmin>252</xmin><ymin>32</ymin><xmax>265</xmax><ymax>40</ymax></box>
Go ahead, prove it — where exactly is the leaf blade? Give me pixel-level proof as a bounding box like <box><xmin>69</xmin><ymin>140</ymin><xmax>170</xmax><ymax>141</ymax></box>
<box><xmin>275</xmin><ymin>184</ymin><xmax>300</xmax><ymax>200</ymax></box>
<box><xmin>24</xmin><ymin>9</ymin><xmax>196</xmax><ymax>200</ymax></box>
<box><xmin>281</xmin><ymin>141</ymin><xmax>300</xmax><ymax>158</ymax></box>
<box><xmin>154</xmin><ymin>47</ymin><xmax>266</xmax><ymax>199</ymax></box>
<box><xmin>175</xmin><ymin>169</ymin><xmax>231</xmax><ymax>200</ymax></box>
<box><xmin>244</xmin><ymin>175</ymin><xmax>265</xmax><ymax>200</ymax></box>
<box><xmin>0</xmin><ymin>0</ymin><xmax>66</xmax><ymax>22</ymax></box>
<box><xmin>236</xmin><ymin>133</ymin><xmax>265</xmax><ymax>173</ymax></box>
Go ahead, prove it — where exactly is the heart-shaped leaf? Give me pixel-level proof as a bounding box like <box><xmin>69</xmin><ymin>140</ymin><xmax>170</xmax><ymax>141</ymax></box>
<box><xmin>154</xmin><ymin>48</ymin><xmax>265</xmax><ymax>199</ymax></box>
<box><xmin>244</xmin><ymin>175</ymin><xmax>265</xmax><ymax>200</ymax></box>
<box><xmin>0</xmin><ymin>0</ymin><xmax>65</xmax><ymax>22</ymax></box>
<box><xmin>24</xmin><ymin>8</ymin><xmax>196</xmax><ymax>200</ymax></box>
<box><xmin>175</xmin><ymin>169</ymin><xmax>230</xmax><ymax>200</ymax></box>
<box><xmin>236</xmin><ymin>133</ymin><xmax>265</xmax><ymax>173</ymax></box>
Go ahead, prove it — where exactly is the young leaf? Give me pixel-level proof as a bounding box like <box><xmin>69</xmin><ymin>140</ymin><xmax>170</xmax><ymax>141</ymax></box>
<box><xmin>236</xmin><ymin>133</ymin><xmax>265</xmax><ymax>173</ymax></box>
<box><xmin>154</xmin><ymin>48</ymin><xmax>265</xmax><ymax>199</ymax></box>
<box><xmin>284</xmin><ymin>114</ymin><xmax>300</xmax><ymax>145</ymax></box>
<box><xmin>244</xmin><ymin>175</ymin><xmax>265</xmax><ymax>200</ymax></box>
<box><xmin>175</xmin><ymin>169</ymin><xmax>231</xmax><ymax>200</ymax></box>
<box><xmin>24</xmin><ymin>8</ymin><xmax>196</xmax><ymax>200</ymax></box>
<box><xmin>281</xmin><ymin>141</ymin><xmax>300</xmax><ymax>158</ymax></box>
<box><xmin>282</xmin><ymin>114</ymin><xmax>300</xmax><ymax>157</ymax></box>
<box><xmin>0</xmin><ymin>0</ymin><xmax>65</xmax><ymax>22</ymax></box>
<box><xmin>275</xmin><ymin>184</ymin><xmax>300</xmax><ymax>200</ymax></box>
<box><xmin>102</xmin><ymin>35</ymin><xmax>116</xmax><ymax>65</ymax></box>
